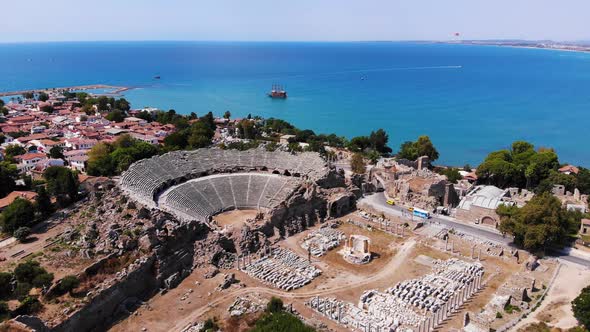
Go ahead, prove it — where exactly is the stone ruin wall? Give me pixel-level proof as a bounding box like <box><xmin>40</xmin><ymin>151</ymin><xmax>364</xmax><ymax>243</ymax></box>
<box><xmin>18</xmin><ymin>162</ymin><xmax>357</xmax><ymax>331</ymax></box>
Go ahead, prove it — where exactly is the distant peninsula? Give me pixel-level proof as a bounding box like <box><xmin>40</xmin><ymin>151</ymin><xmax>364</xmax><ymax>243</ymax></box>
<box><xmin>442</xmin><ymin>39</ymin><xmax>590</xmax><ymax>53</ymax></box>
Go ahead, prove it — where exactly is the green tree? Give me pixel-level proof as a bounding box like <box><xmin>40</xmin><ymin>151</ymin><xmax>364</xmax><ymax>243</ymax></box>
<box><xmin>49</xmin><ymin>146</ymin><xmax>64</xmax><ymax>159</ymax></box>
<box><xmin>497</xmin><ymin>192</ymin><xmax>580</xmax><ymax>253</ymax></box>
<box><xmin>237</xmin><ymin>119</ymin><xmax>256</xmax><ymax>139</ymax></box>
<box><xmin>0</xmin><ymin>198</ymin><xmax>35</xmax><ymax>234</ymax></box>
<box><xmin>369</xmin><ymin>129</ymin><xmax>392</xmax><ymax>154</ymax></box>
<box><xmin>87</xmin><ymin>142</ymin><xmax>116</xmax><ymax>176</ymax></box>
<box><xmin>58</xmin><ymin>275</ymin><xmax>80</xmax><ymax>295</ymax></box>
<box><xmin>163</xmin><ymin>131</ymin><xmax>189</xmax><ymax>150</ymax></box>
<box><xmin>351</xmin><ymin>153</ymin><xmax>366</xmax><ymax>174</ymax></box>
<box><xmin>250</xmin><ymin>311</ymin><xmax>316</xmax><ymax>332</ymax></box>
<box><xmin>105</xmin><ymin>109</ymin><xmax>126</xmax><ymax>122</ymax></box>
<box><xmin>439</xmin><ymin>168</ymin><xmax>462</xmax><ymax>183</ymax></box>
<box><xmin>577</xmin><ymin>168</ymin><xmax>590</xmax><ymax>195</ymax></box>
<box><xmin>39</xmin><ymin>104</ymin><xmax>54</xmax><ymax>113</ymax></box>
<box><xmin>0</xmin><ymin>162</ymin><xmax>18</xmax><ymax>198</ymax></box>
<box><xmin>35</xmin><ymin>186</ymin><xmax>53</xmax><ymax>218</ymax></box>
<box><xmin>14</xmin><ymin>227</ymin><xmax>31</xmax><ymax>243</ymax></box>
<box><xmin>0</xmin><ymin>272</ymin><xmax>13</xmax><ymax>299</ymax></box>
<box><xmin>347</xmin><ymin>136</ymin><xmax>371</xmax><ymax>152</ymax></box>
<box><xmin>200</xmin><ymin>317</ymin><xmax>219</xmax><ymax>332</ymax></box>
<box><xmin>366</xmin><ymin>150</ymin><xmax>381</xmax><ymax>165</ymax></box>
<box><xmin>136</xmin><ymin>111</ymin><xmax>153</xmax><ymax>122</ymax></box>
<box><xmin>22</xmin><ymin>92</ymin><xmax>34</xmax><ymax>99</ymax></box>
<box><xmin>13</xmin><ymin>296</ymin><xmax>42</xmax><ymax>316</ymax></box>
<box><xmin>188</xmin><ymin>122</ymin><xmax>214</xmax><ymax>149</ymax></box>
<box><xmin>477</xmin><ymin>141</ymin><xmax>560</xmax><ymax>189</ymax></box>
<box><xmin>96</xmin><ymin>96</ymin><xmax>111</xmax><ymax>111</ymax></box>
<box><xmin>573</xmin><ymin>286</ymin><xmax>590</xmax><ymax>330</ymax></box>
<box><xmin>4</xmin><ymin>144</ymin><xmax>26</xmax><ymax>158</ymax></box>
<box><xmin>266</xmin><ymin>297</ymin><xmax>284</xmax><ymax>313</ymax></box>
<box><xmin>0</xmin><ymin>300</ymin><xmax>9</xmax><ymax>321</ymax></box>
<box><xmin>263</xmin><ymin>118</ymin><xmax>296</xmax><ymax>134</ymax></box>
<box><xmin>113</xmin><ymin>98</ymin><xmax>131</xmax><ymax>112</ymax></box>
<box><xmin>14</xmin><ymin>260</ymin><xmax>53</xmax><ymax>288</ymax></box>
<box><xmin>398</xmin><ymin>136</ymin><xmax>439</xmax><ymax>161</ymax></box>
<box><xmin>223</xmin><ymin>110</ymin><xmax>231</xmax><ymax>119</ymax></box>
<box><xmin>200</xmin><ymin>111</ymin><xmax>216</xmax><ymax>131</ymax></box>
<box><xmin>44</xmin><ymin>166</ymin><xmax>79</xmax><ymax>206</ymax></box>
<box><xmin>37</xmin><ymin>92</ymin><xmax>49</xmax><ymax>102</ymax></box>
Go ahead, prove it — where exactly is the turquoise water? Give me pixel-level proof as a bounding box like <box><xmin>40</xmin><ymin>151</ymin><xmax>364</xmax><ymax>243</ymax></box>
<box><xmin>1</xmin><ymin>41</ymin><xmax>590</xmax><ymax>166</ymax></box>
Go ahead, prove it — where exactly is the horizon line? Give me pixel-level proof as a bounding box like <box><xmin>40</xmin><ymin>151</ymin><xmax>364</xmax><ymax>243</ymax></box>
<box><xmin>0</xmin><ymin>38</ymin><xmax>587</xmax><ymax>45</ymax></box>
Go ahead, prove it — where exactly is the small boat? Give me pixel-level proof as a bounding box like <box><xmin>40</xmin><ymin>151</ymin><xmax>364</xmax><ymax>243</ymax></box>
<box><xmin>268</xmin><ymin>84</ymin><xmax>287</xmax><ymax>99</ymax></box>
<box><xmin>154</xmin><ymin>75</ymin><xmax>161</xmax><ymax>80</ymax></box>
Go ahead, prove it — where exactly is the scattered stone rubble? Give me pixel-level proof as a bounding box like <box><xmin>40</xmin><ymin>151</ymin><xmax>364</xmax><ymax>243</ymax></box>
<box><xmin>301</xmin><ymin>224</ymin><xmax>345</xmax><ymax>257</ymax></box>
<box><xmin>241</xmin><ymin>247</ymin><xmax>321</xmax><ymax>291</ymax></box>
<box><xmin>307</xmin><ymin>258</ymin><xmax>484</xmax><ymax>332</ymax></box>
<box><xmin>228</xmin><ymin>296</ymin><xmax>267</xmax><ymax>317</ymax></box>
<box><xmin>217</xmin><ymin>273</ymin><xmax>238</xmax><ymax>290</ymax></box>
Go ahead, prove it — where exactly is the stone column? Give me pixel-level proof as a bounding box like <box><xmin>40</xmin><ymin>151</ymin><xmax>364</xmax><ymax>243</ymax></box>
<box><xmin>451</xmin><ymin>241</ymin><xmax>455</xmax><ymax>253</ymax></box>
<box><xmin>478</xmin><ymin>248</ymin><xmax>481</xmax><ymax>261</ymax></box>
<box><xmin>471</xmin><ymin>245</ymin><xmax>475</xmax><ymax>259</ymax></box>
<box><xmin>236</xmin><ymin>256</ymin><xmax>240</xmax><ymax>269</ymax></box>
<box><xmin>338</xmin><ymin>305</ymin><xmax>342</xmax><ymax>322</ymax></box>
<box><xmin>445</xmin><ymin>237</ymin><xmax>449</xmax><ymax>251</ymax></box>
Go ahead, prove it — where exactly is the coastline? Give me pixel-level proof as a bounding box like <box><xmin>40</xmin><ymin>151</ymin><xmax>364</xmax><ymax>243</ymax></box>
<box><xmin>0</xmin><ymin>84</ymin><xmax>130</xmax><ymax>97</ymax></box>
<box><xmin>440</xmin><ymin>41</ymin><xmax>590</xmax><ymax>55</ymax></box>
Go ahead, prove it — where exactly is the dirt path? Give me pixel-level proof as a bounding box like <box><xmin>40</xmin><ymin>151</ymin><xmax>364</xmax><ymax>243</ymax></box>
<box><xmin>514</xmin><ymin>261</ymin><xmax>590</xmax><ymax>330</ymax></box>
<box><xmin>170</xmin><ymin>238</ymin><xmax>416</xmax><ymax>331</ymax></box>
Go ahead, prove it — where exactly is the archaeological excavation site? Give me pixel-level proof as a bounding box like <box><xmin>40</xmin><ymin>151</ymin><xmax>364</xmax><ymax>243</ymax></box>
<box><xmin>1</xmin><ymin>148</ymin><xmax>562</xmax><ymax>332</ymax></box>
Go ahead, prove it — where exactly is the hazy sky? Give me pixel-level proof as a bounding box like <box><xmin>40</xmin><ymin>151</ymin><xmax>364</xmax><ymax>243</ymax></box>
<box><xmin>1</xmin><ymin>0</ymin><xmax>588</xmax><ymax>42</ymax></box>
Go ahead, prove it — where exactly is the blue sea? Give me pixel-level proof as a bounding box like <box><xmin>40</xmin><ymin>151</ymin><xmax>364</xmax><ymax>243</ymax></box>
<box><xmin>1</xmin><ymin>41</ymin><xmax>590</xmax><ymax>166</ymax></box>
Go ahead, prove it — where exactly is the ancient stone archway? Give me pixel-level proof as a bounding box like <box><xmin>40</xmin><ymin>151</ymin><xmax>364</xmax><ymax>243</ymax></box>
<box><xmin>481</xmin><ymin>216</ymin><xmax>496</xmax><ymax>226</ymax></box>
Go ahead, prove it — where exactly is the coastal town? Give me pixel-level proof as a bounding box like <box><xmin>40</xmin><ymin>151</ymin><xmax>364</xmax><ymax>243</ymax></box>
<box><xmin>0</xmin><ymin>88</ymin><xmax>589</xmax><ymax>332</ymax></box>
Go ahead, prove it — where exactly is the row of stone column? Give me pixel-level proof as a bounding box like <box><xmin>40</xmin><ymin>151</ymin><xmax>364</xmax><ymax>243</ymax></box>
<box><xmin>375</xmin><ymin>219</ymin><xmax>405</xmax><ymax>237</ymax></box>
<box><xmin>311</xmin><ymin>297</ymin><xmax>343</xmax><ymax>324</ymax></box>
<box><xmin>417</xmin><ymin>274</ymin><xmax>483</xmax><ymax>332</ymax></box>
<box><xmin>236</xmin><ymin>247</ymin><xmax>274</xmax><ymax>270</ymax></box>
<box><xmin>235</xmin><ymin>253</ymin><xmax>253</xmax><ymax>270</ymax></box>
<box><xmin>443</xmin><ymin>238</ymin><xmax>485</xmax><ymax>261</ymax></box>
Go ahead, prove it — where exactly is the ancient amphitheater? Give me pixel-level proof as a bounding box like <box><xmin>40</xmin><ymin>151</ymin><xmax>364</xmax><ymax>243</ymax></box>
<box><xmin>120</xmin><ymin>148</ymin><xmax>354</xmax><ymax>229</ymax></box>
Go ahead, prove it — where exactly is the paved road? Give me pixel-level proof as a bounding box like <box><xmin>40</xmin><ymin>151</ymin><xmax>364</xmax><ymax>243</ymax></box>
<box><xmin>359</xmin><ymin>192</ymin><xmax>590</xmax><ymax>267</ymax></box>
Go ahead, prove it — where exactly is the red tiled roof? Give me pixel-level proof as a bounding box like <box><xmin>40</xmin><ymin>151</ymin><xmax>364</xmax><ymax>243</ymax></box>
<box><xmin>0</xmin><ymin>191</ymin><xmax>38</xmax><ymax>209</ymax></box>
<box><xmin>18</xmin><ymin>152</ymin><xmax>47</xmax><ymax>161</ymax></box>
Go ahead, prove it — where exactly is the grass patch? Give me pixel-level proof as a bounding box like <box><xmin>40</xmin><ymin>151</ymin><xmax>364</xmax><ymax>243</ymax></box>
<box><xmin>504</xmin><ymin>303</ymin><xmax>521</xmax><ymax>314</ymax></box>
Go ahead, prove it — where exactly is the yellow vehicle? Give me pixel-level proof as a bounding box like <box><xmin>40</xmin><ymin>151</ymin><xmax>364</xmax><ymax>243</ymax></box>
<box><xmin>408</xmin><ymin>207</ymin><xmax>414</xmax><ymax>212</ymax></box>
<box><xmin>386</xmin><ymin>199</ymin><xmax>395</xmax><ymax>205</ymax></box>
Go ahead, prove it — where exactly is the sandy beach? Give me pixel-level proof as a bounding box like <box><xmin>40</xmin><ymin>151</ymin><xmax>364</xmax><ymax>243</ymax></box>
<box><xmin>0</xmin><ymin>84</ymin><xmax>130</xmax><ymax>97</ymax></box>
